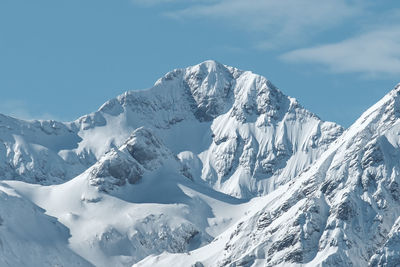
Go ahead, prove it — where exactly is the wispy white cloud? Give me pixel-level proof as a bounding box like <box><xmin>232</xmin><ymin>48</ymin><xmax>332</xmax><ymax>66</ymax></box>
<box><xmin>132</xmin><ymin>0</ymin><xmax>400</xmax><ymax>76</ymax></box>
<box><xmin>281</xmin><ymin>27</ymin><xmax>400</xmax><ymax>76</ymax></box>
<box><xmin>164</xmin><ymin>0</ymin><xmax>362</xmax><ymax>48</ymax></box>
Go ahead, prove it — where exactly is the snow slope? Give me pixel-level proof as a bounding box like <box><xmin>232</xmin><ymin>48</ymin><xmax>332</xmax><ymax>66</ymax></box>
<box><xmin>136</xmin><ymin>84</ymin><xmax>400</xmax><ymax>266</ymax></box>
<box><xmin>5</xmin><ymin>127</ymin><xmax>255</xmax><ymax>266</ymax></box>
<box><xmin>0</xmin><ymin>182</ymin><xmax>92</xmax><ymax>266</ymax></box>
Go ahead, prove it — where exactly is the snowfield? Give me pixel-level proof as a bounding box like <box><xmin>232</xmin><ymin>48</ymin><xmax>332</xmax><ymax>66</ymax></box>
<box><xmin>0</xmin><ymin>60</ymin><xmax>399</xmax><ymax>266</ymax></box>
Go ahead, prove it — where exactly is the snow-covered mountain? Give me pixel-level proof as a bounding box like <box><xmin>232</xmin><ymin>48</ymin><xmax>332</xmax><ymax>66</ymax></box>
<box><xmin>0</xmin><ymin>60</ymin><xmax>342</xmax><ymax>199</ymax></box>
<box><xmin>1</xmin><ymin>60</ymin><xmax>399</xmax><ymax>266</ymax></box>
<box><xmin>136</xmin><ymin>84</ymin><xmax>400</xmax><ymax>266</ymax></box>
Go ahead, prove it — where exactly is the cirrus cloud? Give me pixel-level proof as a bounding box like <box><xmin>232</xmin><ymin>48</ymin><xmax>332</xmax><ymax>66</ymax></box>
<box><xmin>164</xmin><ymin>0</ymin><xmax>363</xmax><ymax>48</ymax></box>
<box><xmin>281</xmin><ymin>27</ymin><xmax>400</xmax><ymax>76</ymax></box>
<box><xmin>131</xmin><ymin>0</ymin><xmax>400</xmax><ymax>76</ymax></box>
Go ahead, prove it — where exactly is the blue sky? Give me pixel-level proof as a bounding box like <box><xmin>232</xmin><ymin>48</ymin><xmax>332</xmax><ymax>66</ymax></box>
<box><xmin>0</xmin><ymin>0</ymin><xmax>399</xmax><ymax>127</ymax></box>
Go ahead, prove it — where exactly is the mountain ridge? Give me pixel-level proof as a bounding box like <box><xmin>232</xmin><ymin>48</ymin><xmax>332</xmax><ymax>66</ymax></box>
<box><xmin>136</xmin><ymin>82</ymin><xmax>400</xmax><ymax>266</ymax></box>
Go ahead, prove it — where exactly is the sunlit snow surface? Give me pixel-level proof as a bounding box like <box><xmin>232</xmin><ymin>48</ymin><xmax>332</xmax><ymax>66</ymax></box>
<box><xmin>1</xmin><ymin>61</ymin><xmax>400</xmax><ymax>266</ymax></box>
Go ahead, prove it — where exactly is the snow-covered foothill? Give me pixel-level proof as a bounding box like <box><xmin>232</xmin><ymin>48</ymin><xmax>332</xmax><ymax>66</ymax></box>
<box><xmin>0</xmin><ymin>182</ymin><xmax>92</xmax><ymax>267</ymax></box>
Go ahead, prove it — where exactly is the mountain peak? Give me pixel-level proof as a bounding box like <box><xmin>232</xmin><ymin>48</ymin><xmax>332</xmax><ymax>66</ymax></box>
<box><xmin>385</xmin><ymin>82</ymin><xmax>400</xmax><ymax>100</ymax></box>
<box><xmin>192</xmin><ymin>59</ymin><xmax>225</xmax><ymax>70</ymax></box>
<box><xmin>122</xmin><ymin>127</ymin><xmax>171</xmax><ymax>170</ymax></box>
<box><xmin>350</xmin><ymin>83</ymin><xmax>400</xmax><ymax>134</ymax></box>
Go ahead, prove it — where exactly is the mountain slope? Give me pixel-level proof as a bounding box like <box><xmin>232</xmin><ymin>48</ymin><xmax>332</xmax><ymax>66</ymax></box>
<box><xmin>5</xmin><ymin>127</ymin><xmax>254</xmax><ymax>266</ymax></box>
<box><xmin>0</xmin><ymin>182</ymin><xmax>92</xmax><ymax>267</ymax></box>
<box><xmin>137</xmin><ymin>84</ymin><xmax>400</xmax><ymax>266</ymax></box>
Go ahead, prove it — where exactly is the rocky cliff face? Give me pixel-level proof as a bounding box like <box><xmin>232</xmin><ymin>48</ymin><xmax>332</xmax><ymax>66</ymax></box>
<box><xmin>88</xmin><ymin>127</ymin><xmax>180</xmax><ymax>192</ymax></box>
